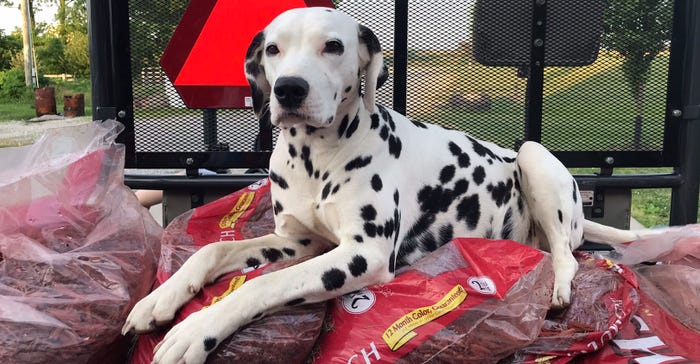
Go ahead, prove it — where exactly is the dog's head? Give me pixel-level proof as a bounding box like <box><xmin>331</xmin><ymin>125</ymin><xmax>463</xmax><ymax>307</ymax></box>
<box><xmin>244</xmin><ymin>7</ymin><xmax>386</xmax><ymax>128</ymax></box>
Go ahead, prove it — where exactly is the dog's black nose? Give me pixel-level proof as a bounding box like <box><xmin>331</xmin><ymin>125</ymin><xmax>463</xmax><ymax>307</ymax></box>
<box><xmin>274</xmin><ymin>77</ymin><xmax>309</xmax><ymax>109</ymax></box>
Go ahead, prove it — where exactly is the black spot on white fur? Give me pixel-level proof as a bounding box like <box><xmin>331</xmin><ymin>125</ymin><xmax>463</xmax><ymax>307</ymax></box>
<box><xmin>361</xmin><ymin>205</ymin><xmax>377</xmax><ymax>221</ymax></box>
<box><xmin>246</xmin><ymin>257</ymin><xmax>261</xmax><ymax>267</ymax></box>
<box><xmin>371</xmin><ymin>174</ymin><xmax>383</xmax><ymax>191</ymax></box>
<box><xmin>269</xmin><ymin>171</ymin><xmax>289</xmax><ymax>189</ymax></box>
<box><xmin>502</xmin><ymin>208</ymin><xmax>513</xmax><ymax>239</ymax></box>
<box><xmin>301</xmin><ymin>146</ymin><xmax>313</xmax><ymax>177</ymax></box>
<box><xmin>345</xmin><ymin>156</ymin><xmax>372</xmax><ymax>171</ymax></box>
<box><xmin>348</xmin><ymin>255</ymin><xmax>368</xmax><ymax>277</ymax></box>
<box><xmin>473</xmin><ymin>167</ymin><xmax>486</xmax><ymax>185</ymax></box>
<box><xmin>439</xmin><ymin>165</ymin><xmax>456</xmax><ymax>183</ymax></box>
<box><xmin>273</xmin><ymin>201</ymin><xmax>283</xmax><ymax>215</ymax></box>
<box><xmin>345</xmin><ymin>113</ymin><xmax>360</xmax><ymax>138</ymax></box>
<box><xmin>457</xmin><ymin>194</ymin><xmax>481</xmax><ymax>229</ymax></box>
<box><xmin>337</xmin><ymin>114</ymin><xmax>349</xmax><ymax>138</ymax></box>
<box><xmin>487</xmin><ymin>179</ymin><xmax>513</xmax><ymax>207</ymax></box>
<box><xmin>262</xmin><ymin>248</ymin><xmax>283</xmax><ymax>262</ymax></box>
<box><xmin>203</xmin><ymin>337</ymin><xmax>217</xmax><ymax>352</ymax></box>
<box><xmin>322</xmin><ymin>268</ymin><xmax>346</xmax><ymax>291</ymax></box>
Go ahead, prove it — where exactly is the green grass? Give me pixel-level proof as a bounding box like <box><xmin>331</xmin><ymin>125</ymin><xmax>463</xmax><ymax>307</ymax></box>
<box><xmin>423</xmin><ymin>55</ymin><xmax>670</xmax><ymax>152</ymax></box>
<box><xmin>0</xmin><ymin>78</ymin><xmax>92</xmax><ymax>121</ymax></box>
<box><xmin>0</xmin><ymin>102</ymin><xmax>37</xmax><ymax>120</ymax></box>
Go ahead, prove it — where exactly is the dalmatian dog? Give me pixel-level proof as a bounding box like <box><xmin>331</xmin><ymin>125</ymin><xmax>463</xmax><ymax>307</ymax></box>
<box><xmin>122</xmin><ymin>7</ymin><xmax>660</xmax><ymax>363</ymax></box>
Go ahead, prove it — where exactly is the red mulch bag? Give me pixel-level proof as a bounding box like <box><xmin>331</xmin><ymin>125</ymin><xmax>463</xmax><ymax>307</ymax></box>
<box><xmin>504</xmin><ymin>254</ymin><xmax>639</xmax><ymax>363</ymax></box>
<box><xmin>577</xmin><ymin>226</ymin><xmax>700</xmax><ymax>363</ymax></box>
<box><xmin>507</xmin><ymin>226</ymin><xmax>700</xmax><ymax>364</ymax></box>
<box><xmin>0</xmin><ymin>120</ymin><xmax>162</xmax><ymax>364</ymax></box>
<box><xmin>156</xmin><ymin>178</ymin><xmax>273</xmax><ymax>281</ymax></box>
<box><xmin>131</xmin><ymin>178</ymin><xmax>328</xmax><ymax>364</ymax></box>
<box><xmin>312</xmin><ymin>238</ymin><xmax>554</xmax><ymax>364</ymax></box>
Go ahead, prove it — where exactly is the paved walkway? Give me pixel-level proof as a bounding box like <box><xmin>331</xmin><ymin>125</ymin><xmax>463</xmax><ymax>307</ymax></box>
<box><xmin>0</xmin><ymin>115</ymin><xmax>91</xmax><ymax>147</ymax></box>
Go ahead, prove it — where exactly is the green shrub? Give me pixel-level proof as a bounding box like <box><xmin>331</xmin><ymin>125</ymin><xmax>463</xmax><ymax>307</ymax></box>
<box><xmin>0</xmin><ymin>68</ymin><xmax>33</xmax><ymax>102</ymax></box>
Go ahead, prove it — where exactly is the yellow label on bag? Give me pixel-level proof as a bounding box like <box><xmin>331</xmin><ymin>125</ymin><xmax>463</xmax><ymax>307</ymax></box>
<box><xmin>382</xmin><ymin>284</ymin><xmax>468</xmax><ymax>351</ymax></box>
<box><xmin>204</xmin><ymin>275</ymin><xmax>247</xmax><ymax>309</ymax></box>
<box><xmin>219</xmin><ymin>191</ymin><xmax>256</xmax><ymax>229</ymax></box>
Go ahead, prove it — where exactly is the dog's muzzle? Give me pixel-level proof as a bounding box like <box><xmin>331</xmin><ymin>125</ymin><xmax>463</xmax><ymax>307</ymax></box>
<box><xmin>274</xmin><ymin>77</ymin><xmax>309</xmax><ymax>109</ymax></box>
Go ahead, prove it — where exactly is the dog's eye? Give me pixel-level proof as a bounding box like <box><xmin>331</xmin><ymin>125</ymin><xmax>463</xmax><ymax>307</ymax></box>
<box><xmin>323</xmin><ymin>40</ymin><xmax>344</xmax><ymax>55</ymax></box>
<box><xmin>265</xmin><ymin>44</ymin><xmax>280</xmax><ymax>56</ymax></box>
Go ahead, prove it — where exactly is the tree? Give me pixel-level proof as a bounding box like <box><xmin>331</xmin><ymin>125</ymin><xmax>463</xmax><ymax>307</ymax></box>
<box><xmin>64</xmin><ymin>30</ymin><xmax>88</xmax><ymax>76</ymax></box>
<box><xmin>5</xmin><ymin>0</ymin><xmax>90</xmax><ymax>76</ymax></box>
<box><xmin>36</xmin><ymin>36</ymin><xmax>66</xmax><ymax>73</ymax></box>
<box><xmin>602</xmin><ymin>0</ymin><xmax>673</xmax><ymax>149</ymax></box>
<box><xmin>0</xmin><ymin>30</ymin><xmax>23</xmax><ymax>70</ymax></box>
<box><xmin>129</xmin><ymin>0</ymin><xmax>188</xmax><ymax>77</ymax></box>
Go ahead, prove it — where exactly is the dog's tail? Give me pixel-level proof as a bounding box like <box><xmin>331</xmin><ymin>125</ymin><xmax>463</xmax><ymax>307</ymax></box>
<box><xmin>582</xmin><ymin>219</ymin><xmax>667</xmax><ymax>245</ymax></box>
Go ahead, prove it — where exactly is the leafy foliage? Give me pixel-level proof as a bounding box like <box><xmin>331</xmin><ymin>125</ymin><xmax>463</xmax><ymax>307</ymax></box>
<box><xmin>129</xmin><ymin>0</ymin><xmax>188</xmax><ymax>76</ymax></box>
<box><xmin>2</xmin><ymin>0</ymin><xmax>89</xmax><ymax>77</ymax></box>
<box><xmin>0</xmin><ymin>68</ymin><xmax>33</xmax><ymax>101</ymax></box>
<box><xmin>36</xmin><ymin>36</ymin><xmax>67</xmax><ymax>74</ymax></box>
<box><xmin>602</xmin><ymin>0</ymin><xmax>672</xmax><ymax>95</ymax></box>
<box><xmin>0</xmin><ymin>30</ymin><xmax>22</xmax><ymax>70</ymax></box>
<box><xmin>64</xmin><ymin>30</ymin><xmax>88</xmax><ymax>76</ymax></box>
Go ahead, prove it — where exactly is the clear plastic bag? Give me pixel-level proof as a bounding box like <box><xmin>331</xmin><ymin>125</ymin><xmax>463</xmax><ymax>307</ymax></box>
<box><xmin>610</xmin><ymin>224</ymin><xmax>700</xmax><ymax>267</ymax></box>
<box><xmin>0</xmin><ymin>120</ymin><xmax>162</xmax><ymax>364</ymax></box>
<box><xmin>607</xmin><ymin>224</ymin><xmax>700</xmax><ymax>332</ymax></box>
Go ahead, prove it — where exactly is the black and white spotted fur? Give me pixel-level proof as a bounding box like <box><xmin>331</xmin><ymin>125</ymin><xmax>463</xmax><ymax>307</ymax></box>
<box><xmin>123</xmin><ymin>8</ymin><xmax>662</xmax><ymax>363</ymax></box>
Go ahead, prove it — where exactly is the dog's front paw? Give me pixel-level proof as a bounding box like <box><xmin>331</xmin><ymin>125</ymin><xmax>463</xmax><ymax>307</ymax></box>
<box><xmin>152</xmin><ymin>310</ymin><xmax>224</xmax><ymax>364</ymax></box>
<box><xmin>552</xmin><ymin>280</ymin><xmax>572</xmax><ymax>309</ymax></box>
<box><xmin>122</xmin><ymin>277</ymin><xmax>199</xmax><ymax>335</ymax></box>
<box><xmin>551</xmin><ymin>255</ymin><xmax>578</xmax><ymax>309</ymax></box>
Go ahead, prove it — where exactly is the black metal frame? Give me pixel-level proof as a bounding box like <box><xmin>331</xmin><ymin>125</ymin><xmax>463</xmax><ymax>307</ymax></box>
<box><xmin>88</xmin><ymin>0</ymin><xmax>700</xmax><ymax>225</ymax></box>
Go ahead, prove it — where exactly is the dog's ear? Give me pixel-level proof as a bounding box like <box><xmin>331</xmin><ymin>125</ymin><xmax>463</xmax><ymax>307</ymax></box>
<box><xmin>244</xmin><ymin>31</ymin><xmax>271</xmax><ymax>120</ymax></box>
<box><xmin>358</xmin><ymin>24</ymin><xmax>384</xmax><ymax>113</ymax></box>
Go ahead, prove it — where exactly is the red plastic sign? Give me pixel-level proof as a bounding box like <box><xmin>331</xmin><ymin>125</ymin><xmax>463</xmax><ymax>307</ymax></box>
<box><xmin>160</xmin><ymin>0</ymin><xmax>334</xmax><ymax>109</ymax></box>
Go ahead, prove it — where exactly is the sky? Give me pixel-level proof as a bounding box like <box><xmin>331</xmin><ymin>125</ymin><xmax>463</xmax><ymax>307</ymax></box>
<box><xmin>0</xmin><ymin>4</ymin><xmax>57</xmax><ymax>33</ymax></box>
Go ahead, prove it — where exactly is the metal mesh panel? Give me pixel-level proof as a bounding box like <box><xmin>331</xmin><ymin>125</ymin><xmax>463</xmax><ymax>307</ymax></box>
<box><xmin>541</xmin><ymin>0</ymin><xmax>672</xmax><ymax>152</ymax></box>
<box><xmin>127</xmin><ymin>0</ymin><xmax>674</xmax><ymax>159</ymax></box>
<box><xmin>340</xmin><ymin>1</ymin><xmax>526</xmax><ymax>150</ymax></box>
<box><xmin>128</xmin><ymin>0</ymin><xmax>262</xmax><ymax>153</ymax></box>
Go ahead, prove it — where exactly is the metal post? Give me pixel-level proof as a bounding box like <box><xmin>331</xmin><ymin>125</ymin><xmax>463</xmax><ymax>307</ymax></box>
<box><xmin>392</xmin><ymin>0</ymin><xmax>408</xmax><ymax>115</ymax></box>
<box><xmin>88</xmin><ymin>0</ymin><xmax>136</xmax><ymax>166</ymax></box>
<box><xmin>670</xmin><ymin>0</ymin><xmax>700</xmax><ymax>225</ymax></box>
<box><xmin>203</xmin><ymin>108</ymin><xmax>218</xmax><ymax>151</ymax></box>
<box><xmin>524</xmin><ymin>0</ymin><xmax>547</xmax><ymax>143</ymax></box>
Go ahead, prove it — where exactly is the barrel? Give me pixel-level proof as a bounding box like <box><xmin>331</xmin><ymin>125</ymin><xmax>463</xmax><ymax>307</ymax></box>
<box><xmin>63</xmin><ymin>93</ymin><xmax>85</xmax><ymax>117</ymax></box>
<box><xmin>34</xmin><ymin>87</ymin><xmax>57</xmax><ymax>117</ymax></box>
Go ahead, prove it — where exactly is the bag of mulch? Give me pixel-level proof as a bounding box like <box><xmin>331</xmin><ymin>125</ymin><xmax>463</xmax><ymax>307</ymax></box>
<box><xmin>576</xmin><ymin>226</ymin><xmax>700</xmax><ymax>363</ymax></box>
<box><xmin>131</xmin><ymin>178</ymin><xmax>328</xmax><ymax>364</ymax></box>
<box><xmin>506</xmin><ymin>225</ymin><xmax>700</xmax><ymax>364</ymax></box>
<box><xmin>312</xmin><ymin>238</ymin><xmax>554</xmax><ymax>364</ymax></box>
<box><xmin>503</xmin><ymin>253</ymin><xmax>639</xmax><ymax>363</ymax></box>
<box><xmin>0</xmin><ymin>120</ymin><xmax>163</xmax><ymax>364</ymax></box>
